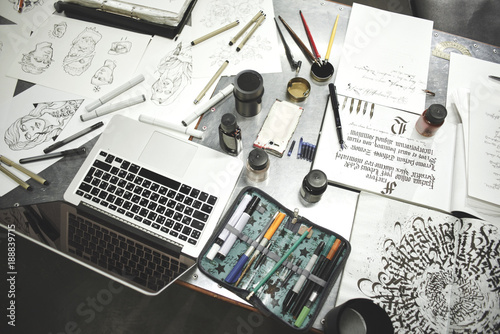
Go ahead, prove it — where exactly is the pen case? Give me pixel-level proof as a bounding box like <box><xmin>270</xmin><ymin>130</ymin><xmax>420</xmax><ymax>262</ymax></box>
<box><xmin>197</xmin><ymin>186</ymin><xmax>350</xmax><ymax>332</ymax></box>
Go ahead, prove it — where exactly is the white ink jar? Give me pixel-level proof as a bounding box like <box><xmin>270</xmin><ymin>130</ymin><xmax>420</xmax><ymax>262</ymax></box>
<box><xmin>300</xmin><ymin>170</ymin><xmax>328</xmax><ymax>203</ymax></box>
<box><xmin>246</xmin><ymin>148</ymin><xmax>269</xmax><ymax>182</ymax></box>
<box><xmin>415</xmin><ymin>104</ymin><xmax>447</xmax><ymax>137</ymax></box>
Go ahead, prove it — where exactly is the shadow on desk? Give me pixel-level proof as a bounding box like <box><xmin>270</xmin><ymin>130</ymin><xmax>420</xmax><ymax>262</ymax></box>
<box><xmin>1</xmin><ymin>233</ymin><xmax>315</xmax><ymax>333</ymax></box>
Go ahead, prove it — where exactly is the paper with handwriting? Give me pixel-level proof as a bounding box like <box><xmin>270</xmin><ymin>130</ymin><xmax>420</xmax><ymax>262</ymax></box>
<box><xmin>334</xmin><ymin>3</ymin><xmax>433</xmax><ymax>114</ymax></box>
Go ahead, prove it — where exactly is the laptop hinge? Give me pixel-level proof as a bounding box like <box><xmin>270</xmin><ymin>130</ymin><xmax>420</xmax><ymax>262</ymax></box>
<box><xmin>77</xmin><ymin>202</ymin><xmax>183</xmax><ymax>258</ymax></box>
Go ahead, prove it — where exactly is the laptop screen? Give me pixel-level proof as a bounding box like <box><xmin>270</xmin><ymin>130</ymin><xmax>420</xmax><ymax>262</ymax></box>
<box><xmin>0</xmin><ymin>201</ymin><xmax>196</xmax><ymax>295</ymax></box>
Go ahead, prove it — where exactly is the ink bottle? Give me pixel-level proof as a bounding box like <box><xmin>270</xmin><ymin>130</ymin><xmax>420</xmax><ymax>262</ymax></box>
<box><xmin>415</xmin><ymin>104</ymin><xmax>447</xmax><ymax>137</ymax></box>
<box><xmin>300</xmin><ymin>169</ymin><xmax>328</xmax><ymax>203</ymax></box>
<box><xmin>219</xmin><ymin>113</ymin><xmax>242</xmax><ymax>156</ymax></box>
<box><xmin>246</xmin><ymin>148</ymin><xmax>270</xmax><ymax>182</ymax></box>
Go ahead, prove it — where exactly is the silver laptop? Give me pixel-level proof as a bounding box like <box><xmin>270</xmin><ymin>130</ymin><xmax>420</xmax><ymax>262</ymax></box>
<box><xmin>0</xmin><ymin>114</ymin><xmax>243</xmax><ymax>295</ymax></box>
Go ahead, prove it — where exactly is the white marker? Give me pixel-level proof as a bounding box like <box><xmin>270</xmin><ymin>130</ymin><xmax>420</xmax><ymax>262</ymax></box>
<box><xmin>139</xmin><ymin>114</ymin><xmax>205</xmax><ymax>139</ymax></box>
<box><xmin>85</xmin><ymin>74</ymin><xmax>145</xmax><ymax>112</ymax></box>
<box><xmin>181</xmin><ymin>83</ymin><xmax>234</xmax><ymax>126</ymax></box>
<box><xmin>81</xmin><ymin>95</ymin><xmax>146</xmax><ymax>122</ymax></box>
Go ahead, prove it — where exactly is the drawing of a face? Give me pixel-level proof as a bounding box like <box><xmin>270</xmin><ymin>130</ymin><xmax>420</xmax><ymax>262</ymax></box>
<box><xmin>92</xmin><ymin>60</ymin><xmax>116</xmax><ymax>86</ymax></box>
<box><xmin>20</xmin><ymin>118</ymin><xmax>47</xmax><ymax>141</ymax></box>
<box><xmin>109</xmin><ymin>41</ymin><xmax>132</xmax><ymax>55</ymax></box>
<box><xmin>63</xmin><ymin>27</ymin><xmax>102</xmax><ymax>76</ymax></box>
<box><xmin>4</xmin><ymin>100</ymin><xmax>83</xmax><ymax>151</ymax></box>
<box><xmin>20</xmin><ymin>41</ymin><xmax>54</xmax><ymax>75</ymax></box>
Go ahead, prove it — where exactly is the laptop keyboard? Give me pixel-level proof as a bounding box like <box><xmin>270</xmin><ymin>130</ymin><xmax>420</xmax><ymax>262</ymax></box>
<box><xmin>67</xmin><ymin>212</ymin><xmax>190</xmax><ymax>291</ymax></box>
<box><xmin>74</xmin><ymin>150</ymin><xmax>218</xmax><ymax>247</ymax></box>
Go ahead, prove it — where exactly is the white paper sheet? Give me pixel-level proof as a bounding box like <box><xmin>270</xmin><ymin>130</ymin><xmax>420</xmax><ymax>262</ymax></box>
<box><xmin>6</xmin><ymin>15</ymin><xmax>151</xmax><ymax>98</ymax></box>
<box><xmin>0</xmin><ymin>25</ymin><xmax>25</xmax><ymax>102</ymax></box>
<box><xmin>0</xmin><ymin>0</ymin><xmax>55</xmax><ymax>32</ymax></box>
<box><xmin>334</xmin><ymin>3</ymin><xmax>433</xmax><ymax>114</ymax></box>
<box><xmin>312</xmin><ymin>95</ymin><xmax>457</xmax><ymax>213</ymax></box>
<box><xmin>447</xmin><ymin>53</ymin><xmax>500</xmax><ymax>217</ymax></box>
<box><xmin>190</xmin><ymin>0</ymin><xmax>282</xmax><ymax>78</ymax></box>
<box><xmin>0</xmin><ymin>85</ymin><xmax>88</xmax><ymax>196</ymax></box>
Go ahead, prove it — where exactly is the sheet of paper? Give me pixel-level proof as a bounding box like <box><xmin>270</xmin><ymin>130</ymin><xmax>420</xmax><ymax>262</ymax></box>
<box><xmin>334</xmin><ymin>3</ymin><xmax>433</xmax><ymax>114</ymax></box>
<box><xmin>0</xmin><ymin>85</ymin><xmax>88</xmax><ymax>196</ymax></box>
<box><xmin>6</xmin><ymin>15</ymin><xmax>151</xmax><ymax>98</ymax></box>
<box><xmin>447</xmin><ymin>53</ymin><xmax>500</xmax><ymax>215</ymax></box>
<box><xmin>337</xmin><ymin>192</ymin><xmax>500</xmax><ymax>333</ymax></box>
<box><xmin>190</xmin><ymin>0</ymin><xmax>282</xmax><ymax>78</ymax></box>
<box><xmin>312</xmin><ymin>95</ymin><xmax>456</xmax><ymax>213</ymax></box>
<box><xmin>0</xmin><ymin>25</ymin><xmax>24</xmax><ymax>102</ymax></box>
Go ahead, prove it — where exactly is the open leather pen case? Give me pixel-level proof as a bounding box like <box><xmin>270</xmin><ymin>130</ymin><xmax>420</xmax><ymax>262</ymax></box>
<box><xmin>197</xmin><ymin>187</ymin><xmax>351</xmax><ymax>331</ymax></box>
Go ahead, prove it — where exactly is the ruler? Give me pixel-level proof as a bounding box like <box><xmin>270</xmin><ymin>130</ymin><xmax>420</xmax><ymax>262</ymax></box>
<box><xmin>432</xmin><ymin>41</ymin><xmax>472</xmax><ymax>60</ymax></box>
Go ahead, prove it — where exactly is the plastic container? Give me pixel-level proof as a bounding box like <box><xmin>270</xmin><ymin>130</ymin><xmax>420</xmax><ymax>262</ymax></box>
<box><xmin>246</xmin><ymin>148</ymin><xmax>270</xmax><ymax>182</ymax></box>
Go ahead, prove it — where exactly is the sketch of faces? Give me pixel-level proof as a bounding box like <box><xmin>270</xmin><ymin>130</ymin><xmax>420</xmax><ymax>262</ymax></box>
<box><xmin>4</xmin><ymin>99</ymin><xmax>83</xmax><ymax>151</ymax></box>
<box><xmin>109</xmin><ymin>41</ymin><xmax>132</xmax><ymax>55</ymax></box>
<box><xmin>92</xmin><ymin>60</ymin><xmax>116</xmax><ymax>87</ymax></box>
<box><xmin>8</xmin><ymin>0</ymin><xmax>44</xmax><ymax>12</ymax></box>
<box><xmin>151</xmin><ymin>43</ymin><xmax>192</xmax><ymax>105</ymax></box>
<box><xmin>20</xmin><ymin>41</ymin><xmax>54</xmax><ymax>75</ymax></box>
<box><xmin>63</xmin><ymin>27</ymin><xmax>102</xmax><ymax>76</ymax></box>
<box><xmin>51</xmin><ymin>22</ymin><xmax>68</xmax><ymax>38</ymax></box>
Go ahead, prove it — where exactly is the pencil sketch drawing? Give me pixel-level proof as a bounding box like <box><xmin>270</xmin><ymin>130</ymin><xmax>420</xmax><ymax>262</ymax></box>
<box><xmin>151</xmin><ymin>42</ymin><xmax>192</xmax><ymax>106</ymax></box>
<box><xmin>355</xmin><ymin>215</ymin><xmax>500</xmax><ymax>333</ymax></box>
<box><xmin>91</xmin><ymin>59</ymin><xmax>116</xmax><ymax>91</ymax></box>
<box><xmin>4</xmin><ymin>99</ymin><xmax>84</xmax><ymax>151</ymax></box>
<box><xmin>20</xmin><ymin>41</ymin><xmax>54</xmax><ymax>75</ymax></box>
<box><xmin>63</xmin><ymin>27</ymin><xmax>102</xmax><ymax>76</ymax></box>
<box><xmin>7</xmin><ymin>0</ymin><xmax>44</xmax><ymax>12</ymax></box>
<box><xmin>109</xmin><ymin>40</ymin><xmax>132</xmax><ymax>55</ymax></box>
<box><xmin>50</xmin><ymin>22</ymin><xmax>67</xmax><ymax>38</ymax></box>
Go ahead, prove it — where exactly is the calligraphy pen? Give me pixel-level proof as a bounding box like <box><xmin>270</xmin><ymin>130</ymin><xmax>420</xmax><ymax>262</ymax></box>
<box><xmin>328</xmin><ymin>83</ymin><xmax>346</xmax><ymax>150</ymax></box>
<box><xmin>299</xmin><ymin>10</ymin><xmax>321</xmax><ymax>65</ymax></box>
<box><xmin>278</xmin><ymin>16</ymin><xmax>316</xmax><ymax>65</ymax></box>
<box><xmin>274</xmin><ymin>18</ymin><xmax>301</xmax><ymax>73</ymax></box>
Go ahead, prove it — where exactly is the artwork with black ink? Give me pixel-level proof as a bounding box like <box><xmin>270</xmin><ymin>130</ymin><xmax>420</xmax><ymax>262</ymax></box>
<box><xmin>63</xmin><ymin>27</ymin><xmax>102</xmax><ymax>76</ymax></box>
<box><xmin>20</xmin><ymin>42</ymin><xmax>54</xmax><ymax>74</ymax></box>
<box><xmin>4</xmin><ymin>99</ymin><xmax>84</xmax><ymax>151</ymax></box>
<box><xmin>151</xmin><ymin>42</ymin><xmax>192</xmax><ymax>105</ymax></box>
<box><xmin>7</xmin><ymin>0</ymin><xmax>44</xmax><ymax>12</ymax></box>
<box><xmin>109</xmin><ymin>40</ymin><xmax>132</xmax><ymax>55</ymax></box>
<box><xmin>50</xmin><ymin>22</ymin><xmax>67</xmax><ymax>38</ymax></box>
<box><xmin>92</xmin><ymin>59</ymin><xmax>116</xmax><ymax>91</ymax></box>
<box><xmin>337</xmin><ymin>192</ymin><xmax>500</xmax><ymax>333</ymax></box>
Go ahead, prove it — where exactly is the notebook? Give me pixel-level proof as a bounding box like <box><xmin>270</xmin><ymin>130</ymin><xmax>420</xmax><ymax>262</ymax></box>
<box><xmin>0</xmin><ymin>114</ymin><xmax>243</xmax><ymax>295</ymax></box>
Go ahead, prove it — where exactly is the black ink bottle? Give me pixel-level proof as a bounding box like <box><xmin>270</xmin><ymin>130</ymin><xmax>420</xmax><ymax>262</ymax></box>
<box><xmin>219</xmin><ymin>113</ymin><xmax>242</xmax><ymax>156</ymax></box>
<box><xmin>415</xmin><ymin>104</ymin><xmax>447</xmax><ymax>137</ymax></box>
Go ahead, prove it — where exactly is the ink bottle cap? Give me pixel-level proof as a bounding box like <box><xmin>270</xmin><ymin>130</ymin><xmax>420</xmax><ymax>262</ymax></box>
<box><xmin>415</xmin><ymin>104</ymin><xmax>447</xmax><ymax>137</ymax></box>
<box><xmin>300</xmin><ymin>169</ymin><xmax>327</xmax><ymax>203</ymax></box>
<box><xmin>233</xmin><ymin>70</ymin><xmax>264</xmax><ymax>117</ymax></box>
<box><xmin>221</xmin><ymin>113</ymin><xmax>237</xmax><ymax>132</ymax></box>
<box><xmin>246</xmin><ymin>148</ymin><xmax>270</xmax><ymax>182</ymax></box>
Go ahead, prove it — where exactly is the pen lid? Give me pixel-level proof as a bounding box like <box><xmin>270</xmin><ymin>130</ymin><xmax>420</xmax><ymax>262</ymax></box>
<box><xmin>244</xmin><ymin>196</ymin><xmax>261</xmax><ymax>215</ymax></box>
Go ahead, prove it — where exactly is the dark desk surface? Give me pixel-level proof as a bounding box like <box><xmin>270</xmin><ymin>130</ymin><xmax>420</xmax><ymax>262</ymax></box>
<box><xmin>1</xmin><ymin>1</ymin><xmax>500</xmax><ymax>333</ymax></box>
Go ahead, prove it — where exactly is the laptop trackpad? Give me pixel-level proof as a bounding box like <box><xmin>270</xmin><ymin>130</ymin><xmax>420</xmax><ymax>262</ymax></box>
<box><xmin>139</xmin><ymin>131</ymin><xmax>197</xmax><ymax>178</ymax></box>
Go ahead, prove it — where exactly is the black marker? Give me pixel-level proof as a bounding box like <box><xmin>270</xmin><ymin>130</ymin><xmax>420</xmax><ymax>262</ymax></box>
<box><xmin>43</xmin><ymin>121</ymin><xmax>104</xmax><ymax>153</ymax></box>
<box><xmin>20</xmin><ymin>147</ymin><xmax>86</xmax><ymax>164</ymax></box>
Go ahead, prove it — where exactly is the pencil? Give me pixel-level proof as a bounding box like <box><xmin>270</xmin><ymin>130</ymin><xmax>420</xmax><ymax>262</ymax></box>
<box><xmin>236</xmin><ymin>14</ymin><xmax>266</xmax><ymax>52</ymax></box>
<box><xmin>193</xmin><ymin>60</ymin><xmax>229</xmax><ymax>104</ymax></box>
<box><xmin>0</xmin><ymin>155</ymin><xmax>48</xmax><ymax>186</ymax></box>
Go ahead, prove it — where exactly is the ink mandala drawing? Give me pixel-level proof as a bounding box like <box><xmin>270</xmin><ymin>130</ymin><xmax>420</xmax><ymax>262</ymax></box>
<box><xmin>4</xmin><ymin>99</ymin><xmax>84</xmax><ymax>151</ymax></box>
<box><xmin>356</xmin><ymin>216</ymin><xmax>500</xmax><ymax>333</ymax></box>
<box><xmin>151</xmin><ymin>42</ymin><xmax>192</xmax><ymax>106</ymax></box>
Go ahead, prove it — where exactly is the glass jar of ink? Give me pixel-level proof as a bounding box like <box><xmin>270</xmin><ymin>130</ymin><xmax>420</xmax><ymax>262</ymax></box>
<box><xmin>219</xmin><ymin>113</ymin><xmax>242</xmax><ymax>156</ymax></box>
<box><xmin>300</xmin><ymin>169</ymin><xmax>328</xmax><ymax>203</ymax></box>
<box><xmin>246</xmin><ymin>148</ymin><xmax>270</xmax><ymax>182</ymax></box>
<box><xmin>415</xmin><ymin>104</ymin><xmax>447</xmax><ymax>137</ymax></box>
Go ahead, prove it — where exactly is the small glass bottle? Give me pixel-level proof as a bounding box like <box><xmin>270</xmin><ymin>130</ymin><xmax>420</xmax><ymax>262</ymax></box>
<box><xmin>246</xmin><ymin>148</ymin><xmax>270</xmax><ymax>182</ymax></box>
<box><xmin>300</xmin><ymin>170</ymin><xmax>328</xmax><ymax>203</ymax></box>
<box><xmin>219</xmin><ymin>113</ymin><xmax>242</xmax><ymax>156</ymax></box>
<box><xmin>415</xmin><ymin>104</ymin><xmax>447</xmax><ymax>137</ymax></box>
